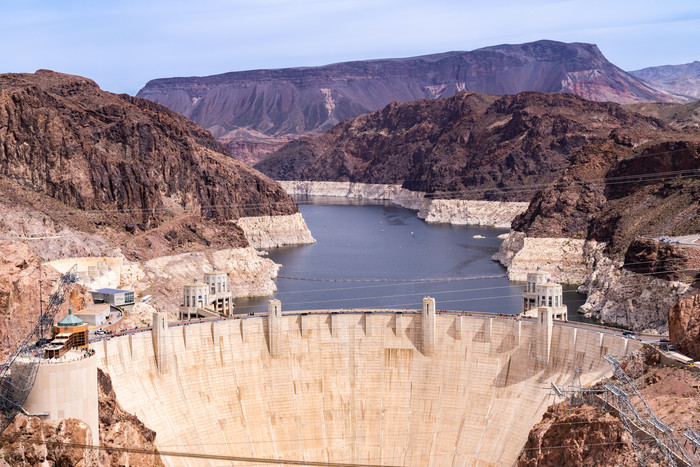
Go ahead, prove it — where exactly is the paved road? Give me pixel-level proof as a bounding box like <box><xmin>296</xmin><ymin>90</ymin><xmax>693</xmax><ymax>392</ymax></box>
<box><xmin>666</xmin><ymin>235</ymin><xmax>700</xmax><ymax>246</ymax></box>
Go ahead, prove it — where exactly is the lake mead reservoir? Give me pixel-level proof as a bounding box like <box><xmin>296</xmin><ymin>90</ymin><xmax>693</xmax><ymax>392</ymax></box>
<box><xmin>236</xmin><ymin>197</ymin><xmax>586</xmax><ymax>316</ymax></box>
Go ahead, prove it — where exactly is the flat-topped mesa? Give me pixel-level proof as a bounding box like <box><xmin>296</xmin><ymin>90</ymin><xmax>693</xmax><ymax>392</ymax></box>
<box><xmin>138</xmin><ymin>40</ymin><xmax>676</xmax><ymax>163</ymax></box>
<box><xmin>95</xmin><ymin>298</ymin><xmax>640</xmax><ymax>466</ymax></box>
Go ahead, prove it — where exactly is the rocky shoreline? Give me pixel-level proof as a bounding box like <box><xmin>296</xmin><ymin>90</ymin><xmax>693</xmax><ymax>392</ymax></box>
<box><xmin>40</xmin><ymin>214</ymin><xmax>317</xmax><ymax>313</ymax></box>
<box><xmin>236</xmin><ymin>212</ymin><xmax>316</xmax><ymax>249</ymax></box>
<box><xmin>491</xmin><ymin>231</ymin><xmax>593</xmax><ymax>283</ymax></box>
<box><xmin>278</xmin><ymin>181</ymin><xmax>528</xmax><ymax>228</ymax></box>
<box><xmin>493</xmin><ymin>230</ymin><xmax>696</xmax><ymax>333</ymax></box>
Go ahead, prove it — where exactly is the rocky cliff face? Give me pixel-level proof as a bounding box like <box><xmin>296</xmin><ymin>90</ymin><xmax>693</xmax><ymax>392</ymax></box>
<box><xmin>0</xmin><ymin>370</ymin><xmax>165</xmax><ymax>467</ymax></box>
<box><xmin>0</xmin><ymin>414</ymin><xmax>100</xmax><ymax>466</ymax></box>
<box><xmin>0</xmin><ymin>241</ymin><xmax>93</xmax><ymax>361</ymax></box>
<box><xmin>500</xmin><ymin>139</ymin><xmax>700</xmax><ymax>331</ymax></box>
<box><xmin>256</xmin><ymin>91</ymin><xmax>669</xmax><ymax>202</ymax></box>
<box><xmin>0</xmin><ymin>70</ymin><xmax>316</xmax><ymax>347</ymax></box>
<box><xmin>669</xmin><ymin>294</ymin><xmax>700</xmax><ymax>360</ymax></box>
<box><xmin>517</xmin><ymin>401</ymin><xmax>637</xmax><ymax>466</ymax></box>
<box><xmin>279</xmin><ymin>181</ymin><xmax>528</xmax><ymax>227</ymax></box>
<box><xmin>625</xmin><ymin>100</ymin><xmax>700</xmax><ymax>132</ymax></box>
<box><xmin>98</xmin><ymin>369</ymin><xmax>165</xmax><ymax>466</ymax></box>
<box><xmin>0</xmin><ymin>70</ymin><xmax>296</xmax><ymax>229</ymax></box>
<box><xmin>630</xmin><ymin>61</ymin><xmax>700</xmax><ymax>102</ymax></box>
<box><xmin>138</xmin><ymin>40</ymin><xmax>675</xmax><ymax>163</ymax></box>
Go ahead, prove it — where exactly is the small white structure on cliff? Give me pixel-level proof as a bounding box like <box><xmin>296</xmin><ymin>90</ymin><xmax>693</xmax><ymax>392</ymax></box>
<box><xmin>522</xmin><ymin>270</ymin><xmax>567</xmax><ymax>321</ymax></box>
<box><xmin>179</xmin><ymin>268</ymin><xmax>234</xmax><ymax>320</ymax></box>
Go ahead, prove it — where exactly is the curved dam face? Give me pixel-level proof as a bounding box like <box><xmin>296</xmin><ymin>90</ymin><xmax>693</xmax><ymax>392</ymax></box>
<box><xmin>96</xmin><ymin>311</ymin><xmax>639</xmax><ymax>466</ymax></box>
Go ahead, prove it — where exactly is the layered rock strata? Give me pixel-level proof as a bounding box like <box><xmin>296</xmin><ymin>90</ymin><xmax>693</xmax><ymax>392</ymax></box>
<box><xmin>236</xmin><ymin>212</ymin><xmax>316</xmax><ymax>249</ymax></box>
<box><xmin>139</xmin><ymin>40</ymin><xmax>675</xmax><ymax>162</ymax></box>
<box><xmin>135</xmin><ymin>247</ymin><xmax>281</xmax><ymax>309</ymax></box>
<box><xmin>492</xmin><ymin>232</ymin><xmax>594</xmax><ymax>283</ymax></box>
<box><xmin>279</xmin><ymin>181</ymin><xmax>528</xmax><ymax>227</ymax></box>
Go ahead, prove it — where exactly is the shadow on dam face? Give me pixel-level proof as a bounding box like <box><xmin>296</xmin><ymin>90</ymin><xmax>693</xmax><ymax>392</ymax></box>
<box><xmin>96</xmin><ymin>312</ymin><xmax>638</xmax><ymax>466</ymax></box>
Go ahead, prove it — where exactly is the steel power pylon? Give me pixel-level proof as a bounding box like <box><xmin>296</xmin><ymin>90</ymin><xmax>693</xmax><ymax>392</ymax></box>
<box><xmin>0</xmin><ymin>265</ymin><xmax>78</xmax><ymax>434</ymax></box>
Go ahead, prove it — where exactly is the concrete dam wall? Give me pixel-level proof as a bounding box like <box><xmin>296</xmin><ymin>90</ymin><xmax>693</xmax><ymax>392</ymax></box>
<box><xmin>96</xmin><ymin>310</ymin><xmax>639</xmax><ymax>466</ymax></box>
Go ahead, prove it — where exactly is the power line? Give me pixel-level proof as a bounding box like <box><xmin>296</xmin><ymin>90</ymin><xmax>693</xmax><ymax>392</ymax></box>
<box><xmin>38</xmin><ymin>441</ymin><xmax>396</xmax><ymax>467</ymax></box>
<box><xmin>0</xmin><ymin>162</ymin><xmax>697</xmax><ymax>217</ymax></box>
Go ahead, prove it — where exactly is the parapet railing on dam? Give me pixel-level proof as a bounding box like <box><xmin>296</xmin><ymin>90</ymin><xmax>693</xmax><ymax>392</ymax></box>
<box><xmin>91</xmin><ymin>306</ymin><xmax>666</xmax><ymax>345</ymax></box>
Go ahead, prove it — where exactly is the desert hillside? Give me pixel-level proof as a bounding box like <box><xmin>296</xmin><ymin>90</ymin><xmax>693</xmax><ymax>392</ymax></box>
<box><xmin>138</xmin><ymin>40</ymin><xmax>675</xmax><ymax>163</ymax></box>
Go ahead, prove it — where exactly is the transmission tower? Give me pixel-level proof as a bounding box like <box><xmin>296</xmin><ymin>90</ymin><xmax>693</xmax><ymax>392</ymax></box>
<box><xmin>0</xmin><ymin>265</ymin><xmax>79</xmax><ymax>434</ymax></box>
<box><xmin>552</xmin><ymin>355</ymin><xmax>698</xmax><ymax>467</ymax></box>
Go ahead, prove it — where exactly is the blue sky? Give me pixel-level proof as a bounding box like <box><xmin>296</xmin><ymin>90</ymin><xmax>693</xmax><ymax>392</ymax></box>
<box><xmin>4</xmin><ymin>0</ymin><xmax>700</xmax><ymax>95</ymax></box>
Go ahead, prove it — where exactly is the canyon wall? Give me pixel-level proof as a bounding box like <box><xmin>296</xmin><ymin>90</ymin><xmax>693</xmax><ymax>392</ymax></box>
<box><xmin>139</xmin><ymin>40</ymin><xmax>674</xmax><ymax>163</ymax></box>
<box><xmin>494</xmin><ymin>231</ymin><xmax>696</xmax><ymax>332</ymax></box>
<box><xmin>669</xmin><ymin>294</ymin><xmax>700</xmax><ymax>360</ymax></box>
<box><xmin>577</xmin><ymin>248</ymin><xmax>692</xmax><ymax>333</ymax></box>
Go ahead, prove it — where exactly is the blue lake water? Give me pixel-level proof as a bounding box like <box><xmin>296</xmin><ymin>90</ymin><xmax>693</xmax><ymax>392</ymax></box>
<box><xmin>235</xmin><ymin>197</ymin><xmax>588</xmax><ymax>319</ymax></box>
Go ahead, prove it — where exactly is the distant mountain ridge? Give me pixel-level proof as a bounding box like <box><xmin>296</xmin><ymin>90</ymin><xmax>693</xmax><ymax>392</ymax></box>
<box><xmin>254</xmin><ymin>91</ymin><xmax>676</xmax><ymax>202</ymax></box>
<box><xmin>137</xmin><ymin>40</ymin><xmax>676</xmax><ymax>163</ymax></box>
<box><xmin>630</xmin><ymin>61</ymin><xmax>700</xmax><ymax>102</ymax></box>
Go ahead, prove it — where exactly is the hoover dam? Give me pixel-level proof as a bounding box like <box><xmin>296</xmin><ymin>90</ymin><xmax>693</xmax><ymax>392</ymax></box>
<box><xmin>96</xmin><ymin>302</ymin><xmax>640</xmax><ymax>466</ymax></box>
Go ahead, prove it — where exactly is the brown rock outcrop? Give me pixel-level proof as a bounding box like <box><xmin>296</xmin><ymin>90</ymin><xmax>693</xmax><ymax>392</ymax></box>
<box><xmin>98</xmin><ymin>368</ymin><xmax>164</xmax><ymax>466</ymax></box>
<box><xmin>624</xmin><ymin>238</ymin><xmax>700</xmax><ymax>284</ymax></box>
<box><xmin>0</xmin><ymin>240</ymin><xmax>92</xmax><ymax>361</ymax></box>
<box><xmin>520</xmin><ymin>349</ymin><xmax>700</xmax><ymax>466</ymax></box>
<box><xmin>0</xmin><ymin>70</ymin><xmax>296</xmax><ymax>228</ymax></box>
<box><xmin>0</xmin><ymin>414</ymin><xmax>99</xmax><ymax>466</ymax></box>
<box><xmin>517</xmin><ymin>401</ymin><xmax>637</xmax><ymax>466</ymax></box>
<box><xmin>506</xmin><ymin>140</ymin><xmax>700</xmax><ymax>331</ymax></box>
<box><xmin>256</xmin><ymin>91</ymin><xmax>670</xmax><ymax>202</ymax></box>
<box><xmin>669</xmin><ymin>294</ymin><xmax>700</xmax><ymax>360</ymax></box>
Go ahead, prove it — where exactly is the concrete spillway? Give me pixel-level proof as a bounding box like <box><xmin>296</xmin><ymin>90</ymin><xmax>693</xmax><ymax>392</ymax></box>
<box><xmin>96</xmin><ymin>309</ymin><xmax>639</xmax><ymax>466</ymax></box>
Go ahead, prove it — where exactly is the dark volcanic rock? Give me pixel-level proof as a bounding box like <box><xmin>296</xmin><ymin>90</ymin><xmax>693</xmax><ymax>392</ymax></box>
<box><xmin>0</xmin><ymin>70</ymin><xmax>296</xmax><ymax>226</ymax></box>
<box><xmin>513</xmin><ymin>140</ymin><xmax>700</xmax><ymax>257</ymax></box>
<box><xmin>623</xmin><ymin>238</ymin><xmax>695</xmax><ymax>282</ymax></box>
<box><xmin>138</xmin><ymin>40</ymin><xmax>675</xmax><ymax>163</ymax></box>
<box><xmin>256</xmin><ymin>91</ymin><xmax>669</xmax><ymax>202</ymax></box>
<box><xmin>517</xmin><ymin>401</ymin><xmax>636</xmax><ymax>466</ymax></box>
